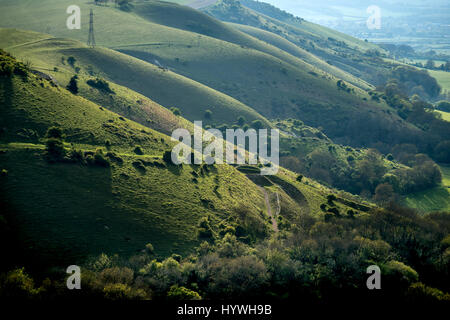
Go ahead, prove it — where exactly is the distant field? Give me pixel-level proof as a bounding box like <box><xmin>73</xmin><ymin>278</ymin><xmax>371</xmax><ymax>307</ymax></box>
<box><xmin>428</xmin><ymin>70</ymin><xmax>450</xmax><ymax>94</ymax></box>
<box><xmin>404</xmin><ymin>165</ymin><xmax>450</xmax><ymax>213</ymax></box>
<box><xmin>383</xmin><ymin>58</ymin><xmax>450</xmax><ymax>95</ymax></box>
<box><xmin>406</xmin><ymin>58</ymin><xmax>446</xmax><ymax>68</ymax></box>
<box><xmin>437</xmin><ymin>110</ymin><xmax>450</xmax><ymax>122</ymax></box>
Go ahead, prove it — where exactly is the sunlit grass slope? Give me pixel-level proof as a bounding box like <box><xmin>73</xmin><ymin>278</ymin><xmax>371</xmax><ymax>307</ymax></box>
<box><xmin>0</xmin><ymin>68</ymin><xmax>268</xmax><ymax>265</ymax></box>
<box><xmin>403</xmin><ymin>165</ymin><xmax>450</xmax><ymax>213</ymax></box>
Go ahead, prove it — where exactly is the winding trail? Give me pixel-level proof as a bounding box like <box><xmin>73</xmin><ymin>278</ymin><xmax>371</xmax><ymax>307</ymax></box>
<box><xmin>261</xmin><ymin>187</ymin><xmax>279</xmax><ymax>232</ymax></box>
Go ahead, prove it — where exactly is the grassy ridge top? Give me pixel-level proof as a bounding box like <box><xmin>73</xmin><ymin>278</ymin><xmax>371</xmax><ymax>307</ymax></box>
<box><xmin>229</xmin><ymin>22</ymin><xmax>372</xmax><ymax>90</ymax></box>
<box><xmin>131</xmin><ymin>0</ymin><xmax>370</xmax><ymax>90</ymax></box>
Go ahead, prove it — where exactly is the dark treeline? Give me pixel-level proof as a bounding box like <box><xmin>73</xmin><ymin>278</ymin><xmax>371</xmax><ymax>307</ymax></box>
<box><xmin>1</xmin><ymin>204</ymin><xmax>448</xmax><ymax>303</ymax></box>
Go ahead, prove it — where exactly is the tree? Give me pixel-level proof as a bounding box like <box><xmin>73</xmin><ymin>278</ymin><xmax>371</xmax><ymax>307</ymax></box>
<box><xmin>67</xmin><ymin>56</ymin><xmax>76</xmax><ymax>67</ymax></box>
<box><xmin>425</xmin><ymin>59</ymin><xmax>435</xmax><ymax>70</ymax></box>
<box><xmin>46</xmin><ymin>126</ymin><xmax>63</xmax><ymax>139</ymax></box>
<box><xmin>373</xmin><ymin>183</ymin><xmax>395</xmax><ymax>205</ymax></box>
<box><xmin>436</xmin><ymin>100</ymin><xmax>450</xmax><ymax>112</ymax></box>
<box><xmin>66</xmin><ymin>75</ymin><xmax>78</xmax><ymax>94</ymax></box>
<box><xmin>163</xmin><ymin>150</ymin><xmax>173</xmax><ymax>164</ymax></box>
<box><xmin>251</xmin><ymin>120</ymin><xmax>263</xmax><ymax>129</ymax></box>
<box><xmin>237</xmin><ymin>116</ymin><xmax>246</xmax><ymax>126</ymax></box>
<box><xmin>434</xmin><ymin>140</ymin><xmax>450</xmax><ymax>163</ymax></box>
<box><xmin>171</xmin><ymin>107</ymin><xmax>181</xmax><ymax>116</ymax></box>
<box><xmin>45</xmin><ymin>127</ymin><xmax>65</xmax><ymax>160</ymax></box>
<box><xmin>204</xmin><ymin>109</ymin><xmax>212</xmax><ymax>119</ymax></box>
<box><xmin>167</xmin><ymin>285</ymin><xmax>201</xmax><ymax>300</ymax></box>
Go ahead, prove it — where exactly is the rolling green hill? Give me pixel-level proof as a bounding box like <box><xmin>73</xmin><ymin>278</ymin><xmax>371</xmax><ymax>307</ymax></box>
<box><xmin>0</xmin><ymin>1</ymin><xmax>426</xmax><ymax>152</ymax></box>
<box><xmin>0</xmin><ymin>50</ymin><xmax>373</xmax><ymax>268</ymax></box>
<box><xmin>229</xmin><ymin>22</ymin><xmax>371</xmax><ymax>89</ymax></box>
<box><xmin>0</xmin><ymin>53</ymin><xmax>271</xmax><ymax>266</ymax></box>
<box><xmin>0</xmin><ymin>29</ymin><xmax>270</xmax><ymax>128</ymax></box>
<box><xmin>130</xmin><ymin>0</ymin><xmax>371</xmax><ymax>90</ymax></box>
<box><xmin>203</xmin><ymin>0</ymin><xmax>391</xmax><ymax>85</ymax></box>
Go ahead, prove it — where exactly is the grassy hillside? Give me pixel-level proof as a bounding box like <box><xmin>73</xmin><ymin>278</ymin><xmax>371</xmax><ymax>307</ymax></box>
<box><xmin>437</xmin><ymin>110</ymin><xmax>450</xmax><ymax>122</ymax></box>
<box><xmin>0</xmin><ymin>1</ymin><xmax>425</xmax><ymax>152</ymax></box>
<box><xmin>0</xmin><ymin>55</ymin><xmax>271</xmax><ymax>267</ymax></box>
<box><xmin>204</xmin><ymin>0</ymin><xmax>392</xmax><ymax>86</ymax></box>
<box><xmin>0</xmin><ymin>29</ymin><xmax>270</xmax><ymax>128</ymax></box>
<box><xmin>229</xmin><ymin>22</ymin><xmax>372</xmax><ymax>89</ymax></box>
<box><xmin>130</xmin><ymin>0</ymin><xmax>370</xmax><ymax>90</ymax></box>
<box><xmin>428</xmin><ymin>69</ymin><xmax>450</xmax><ymax>95</ymax></box>
<box><xmin>0</xmin><ymin>50</ymin><xmax>373</xmax><ymax>268</ymax></box>
<box><xmin>1</xmin><ymin>29</ymin><xmax>194</xmax><ymax>136</ymax></box>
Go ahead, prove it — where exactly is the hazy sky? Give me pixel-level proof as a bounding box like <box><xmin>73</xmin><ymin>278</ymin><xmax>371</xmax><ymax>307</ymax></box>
<box><xmin>255</xmin><ymin>0</ymin><xmax>449</xmax><ymax>21</ymax></box>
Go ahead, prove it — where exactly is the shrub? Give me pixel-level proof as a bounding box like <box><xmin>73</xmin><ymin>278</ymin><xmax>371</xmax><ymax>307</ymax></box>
<box><xmin>327</xmin><ymin>194</ymin><xmax>336</xmax><ymax>204</ymax></box>
<box><xmin>67</xmin><ymin>56</ymin><xmax>76</xmax><ymax>67</ymax></box>
<box><xmin>100</xmin><ymin>267</ymin><xmax>134</xmax><ymax>285</ymax></box>
<box><xmin>167</xmin><ymin>285</ymin><xmax>201</xmax><ymax>300</ymax></box>
<box><xmin>132</xmin><ymin>161</ymin><xmax>146</xmax><ymax>172</ymax></box>
<box><xmin>94</xmin><ymin>148</ymin><xmax>110</xmax><ymax>167</ymax></box>
<box><xmin>434</xmin><ymin>140</ymin><xmax>450</xmax><ymax>163</ymax></box>
<box><xmin>198</xmin><ymin>216</ymin><xmax>214</xmax><ymax>239</ymax></box>
<box><xmin>85</xmin><ymin>154</ymin><xmax>95</xmax><ymax>165</ymax></box>
<box><xmin>204</xmin><ymin>109</ymin><xmax>212</xmax><ymax>119</ymax></box>
<box><xmin>327</xmin><ymin>207</ymin><xmax>340</xmax><ymax>217</ymax></box>
<box><xmin>347</xmin><ymin>210</ymin><xmax>356</xmax><ymax>218</ymax></box>
<box><xmin>0</xmin><ymin>268</ymin><xmax>39</xmax><ymax>298</ymax></box>
<box><xmin>407</xmin><ymin>282</ymin><xmax>450</xmax><ymax>302</ymax></box>
<box><xmin>66</xmin><ymin>75</ymin><xmax>78</xmax><ymax>94</ymax></box>
<box><xmin>106</xmin><ymin>152</ymin><xmax>123</xmax><ymax>164</ymax></box>
<box><xmin>86</xmin><ymin>78</ymin><xmax>115</xmax><ymax>94</ymax></box>
<box><xmin>171</xmin><ymin>107</ymin><xmax>181</xmax><ymax>116</ymax></box>
<box><xmin>46</xmin><ymin>126</ymin><xmax>63</xmax><ymax>139</ymax></box>
<box><xmin>118</xmin><ymin>0</ymin><xmax>134</xmax><ymax>11</ymax></box>
<box><xmin>251</xmin><ymin>120</ymin><xmax>264</xmax><ymax>129</ymax></box>
<box><xmin>383</xmin><ymin>260</ymin><xmax>419</xmax><ymax>287</ymax></box>
<box><xmin>134</xmin><ymin>145</ymin><xmax>144</xmax><ymax>155</ymax></box>
<box><xmin>45</xmin><ymin>138</ymin><xmax>65</xmax><ymax>160</ymax></box>
<box><xmin>163</xmin><ymin>150</ymin><xmax>173</xmax><ymax>164</ymax></box>
<box><xmin>436</xmin><ymin>100</ymin><xmax>450</xmax><ymax>112</ymax></box>
<box><xmin>145</xmin><ymin>243</ymin><xmax>154</xmax><ymax>254</ymax></box>
<box><xmin>103</xmin><ymin>283</ymin><xmax>145</xmax><ymax>300</ymax></box>
<box><xmin>237</xmin><ymin>116</ymin><xmax>246</xmax><ymax>126</ymax></box>
<box><xmin>296</xmin><ymin>174</ymin><xmax>303</xmax><ymax>182</ymax></box>
<box><xmin>68</xmin><ymin>148</ymin><xmax>85</xmax><ymax>164</ymax></box>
